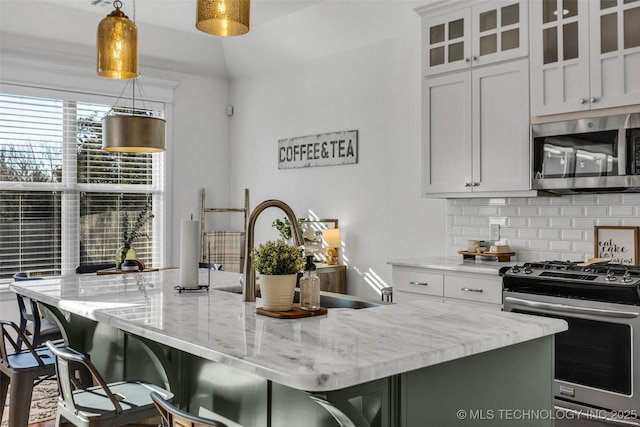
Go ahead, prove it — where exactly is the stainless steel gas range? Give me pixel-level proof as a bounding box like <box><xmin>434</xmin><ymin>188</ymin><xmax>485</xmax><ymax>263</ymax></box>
<box><xmin>503</xmin><ymin>261</ymin><xmax>640</xmax><ymax>426</ymax></box>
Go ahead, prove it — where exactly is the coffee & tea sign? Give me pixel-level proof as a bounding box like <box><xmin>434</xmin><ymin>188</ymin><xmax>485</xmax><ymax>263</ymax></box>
<box><xmin>278</xmin><ymin>130</ymin><xmax>358</xmax><ymax>169</ymax></box>
<box><xmin>594</xmin><ymin>226</ymin><xmax>639</xmax><ymax>265</ymax></box>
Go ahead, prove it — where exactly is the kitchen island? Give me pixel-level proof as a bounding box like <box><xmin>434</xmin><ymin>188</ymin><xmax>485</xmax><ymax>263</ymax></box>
<box><xmin>11</xmin><ymin>269</ymin><xmax>566</xmax><ymax>426</ymax></box>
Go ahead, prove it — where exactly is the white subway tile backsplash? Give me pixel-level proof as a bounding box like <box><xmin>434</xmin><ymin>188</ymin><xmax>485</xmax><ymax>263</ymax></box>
<box><xmin>585</xmin><ymin>206</ymin><xmax>608</xmax><ymax>217</ymax></box>
<box><xmin>447</xmin><ymin>195</ymin><xmax>640</xmax><ymax>263</ymax></box>
<box><xmin>597</xmin><ymin>194</ymin><xmax>622</xmax><ymax>204</ymax></box>
<box><xmin>519</xmin><ymin>228</ymin><xmax>539</xmax><ymax>239</ymax></box>
<box><xmin>518</xmin><ymin>206</ymin><xmax>539</xmax><ymax>216</ymax></box>
<box><xmin>478</xmin><ymin>206</ymin><xmax>499</xmax><ymax>216</ymax></box>
<box><xmin>529</xmin><ymin>217</ymin><xmax>549</xmax><ymax>228</ymax></box>
<box><xmin>570</xmin><ymin>241</ymin><xmax>594</xmax><ymax>254</ymax></box>
<box><xmin>540</xmin><ymin>207</ymin><xmax>561</xmax><ymax>216</ymax></box>
<box><xmin>528</xmin><ymin>198</ymin><xmax>551</xmax><ymax>206</ymax></box>
<box><xmin>595</xmin><ymin>218</ymin><xmax>621</xmax><ymax>226</ymax></box>
<box><xmin>540</xmin><ymin>229</ymin><xmax>561</xmax><ymax>240</ymax></box>
<box><xmin>574</xmin><ymin>218</ymin><xmax>596</xmax><ymax>228</ymax></box>
<box><xmin>498</xmin><ymin>206</ymin><xmax>518</xmax><ymax>216</ymax></box>
<box><xmin>561</xmin><ymin>229</ymin><xmax>583</xmax><ymax>240</ymax></box>
<box><xmin>622</xmin><ymin>194</ymin><xmax>640</xmax><ymax>204</ymax></box>
<box><xmin>509</xmin><ymin>217</ymin><xmax>528</xmax><ymax>227</ymax></box>
<box><xmin>550</xmin><ymin>240</ymin><xmax>572</xmax><ymax>252</ymax></box>
<box><xmin>549</xmin><ymin>197</ymin><xmax>572</xmax><ymax>206</ymax></box>
<box><xmin>610</xmin><ymin>206</ymin><xmax>634</xmax><ymax>216</ymax></box>
<box><xmin>463</xmin><ymin>206</ymin><xmax>479</xmax><ymax>216</ymax></box>
<box><xmin>573</xmin><ymin>194</ymin><xmax>597</xmax><ymax>205</ymax></box>
<box><xmin>561</xmin><ymin>206</ymin><xmax>583</xmax><ymax>217</ymax></box>
<box><xmin>550</xmin><ymin>218</ymin><xmax>572</xmax><ymax>228</ymax></box>
<box><xmin>529</xmin><ymin>240</ymin><xmax>548</xmax><ymax>250</ymax></box>
<box><xmin>453</xmin><ymin>216</ymin><xmax>471</xmax><ymax>225</ymax></box>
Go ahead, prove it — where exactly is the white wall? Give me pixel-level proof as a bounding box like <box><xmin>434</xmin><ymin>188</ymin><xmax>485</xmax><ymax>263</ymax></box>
<box><xmin>229</xmin><ymin>5</ymin><xmax>447</xmax><ymax>299</ymax></box>
<box><xmin>168</xmin><ymin>73</ymin><xmax>232</xmax><ymax>264</ymax></box>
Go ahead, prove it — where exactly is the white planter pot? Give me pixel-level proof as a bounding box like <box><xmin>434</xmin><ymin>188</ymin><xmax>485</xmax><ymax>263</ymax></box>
<box><xmin>259</xmin><ymin>273</ymin><xmax>297</xmax><ymax>311</ymax></box>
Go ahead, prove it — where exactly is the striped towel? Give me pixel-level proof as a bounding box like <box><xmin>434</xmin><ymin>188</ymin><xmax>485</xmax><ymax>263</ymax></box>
<box><xmin>206</xmin><ymin>231</ymin><xmax>245</xmax><ymax>273</ymax></box>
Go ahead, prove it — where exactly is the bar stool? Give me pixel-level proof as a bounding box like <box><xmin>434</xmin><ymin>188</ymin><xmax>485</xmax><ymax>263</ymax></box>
<box><xmin>0</xmin><ymin>320</ymin><xmax>57</xmax><ymax>427</ymax></box>
<box><xmin>13</xmin><ymin>273</ymin><xmax>63</xmax><ymax>348</ymax></box>
<box><xmin>45</xmin><ymin>342</ymin><xmax>174</xmax><ymax>427</ymax></box>
<box><xmin>150</xmin><ymin>391</ymin><xmax>228</xmax><ymax>427</ymax></box>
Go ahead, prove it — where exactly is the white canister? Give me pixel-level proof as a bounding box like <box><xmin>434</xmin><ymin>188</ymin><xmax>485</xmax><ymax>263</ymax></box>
<box><xmin>467</xmin><ymin>240</ymin><xmax>480</xmax><ymax>252</ymax></box>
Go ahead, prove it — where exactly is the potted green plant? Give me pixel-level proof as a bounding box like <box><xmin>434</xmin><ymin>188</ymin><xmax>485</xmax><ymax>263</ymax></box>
<box><xmin>116</xmin><ymin>205</ymin><xmax>154</xmax><ymax>270</ymax></box>
<box><xmin>252</xmin><ymin>239</ymin><xmax>304</xmax><ymax>311</ymax></box>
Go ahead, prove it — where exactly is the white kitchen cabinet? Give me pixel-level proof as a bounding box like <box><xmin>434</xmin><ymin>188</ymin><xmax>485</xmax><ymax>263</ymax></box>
<box><xmin>392</xmin><ymin>266</ymin><xmax>502</xmax><ymax>308</ymax></box>
<box><xmin>422</xmin><ymin>59</ymin><xmax>530</xmax><ymax>195</ymax></box>
<box><xmin>530</xmin><ymin>0</ymin><xmax>640</xmax><ymax>116</ymax></box>
<box><xmin>420</xmin><ymin>0</ymin><xmax>528</xmax><ymax>76</ymax></box>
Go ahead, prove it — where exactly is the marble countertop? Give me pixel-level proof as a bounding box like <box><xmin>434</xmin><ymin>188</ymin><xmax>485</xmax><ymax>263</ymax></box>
<box><xmin>386</xmin><ymin>256</ymin><xmax>517</xmax><ymax>275</ymax></box>
<box><xmin>10</xmin><ymin>269</ymin><xmax>565</xmax><ymax>392</ymax></box>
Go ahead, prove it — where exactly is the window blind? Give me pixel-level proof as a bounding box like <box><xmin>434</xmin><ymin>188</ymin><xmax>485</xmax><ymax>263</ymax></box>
<box><xmin>0</xmin><ymin>92</ymin><xmax>164</xmax><ymax>282</ymax></box>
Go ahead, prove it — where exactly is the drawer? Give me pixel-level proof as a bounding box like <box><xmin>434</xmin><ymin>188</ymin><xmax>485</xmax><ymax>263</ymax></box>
<box><xmin>444</xmin><ymin>275</ymin><xmax>502</xmax><ymax>305</ymax></box>
<box><xmin>392</xmin><ymin>267</ymin><xmax>444</xmax><ymax>297</ymax></box>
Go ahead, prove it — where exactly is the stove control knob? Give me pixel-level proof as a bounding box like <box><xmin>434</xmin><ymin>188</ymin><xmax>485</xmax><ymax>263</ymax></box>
<box><xmin>606</xmin><ymin>270</ymin><xmax>617</xmax><ymax>281</ymax></box>
<box><xmin>622</xmin><ymin>270</ymin><xmax>633</xmax><ymax>283</ymax></box>
<box><xmin>523</xmin><ymin>266</ymin><xmax>533</xmax><ymax>274</ymax></box>
<box><xmin>511</xmin><ymin>265</ymin><xmax>521</xmax><ymax>273</ymax></box>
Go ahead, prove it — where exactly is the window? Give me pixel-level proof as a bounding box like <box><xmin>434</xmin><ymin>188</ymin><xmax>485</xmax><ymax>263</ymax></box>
<box><xmin>0</xmin><ymin>91</ymin><xmax>164</xmax><ymax>281</ymax></box>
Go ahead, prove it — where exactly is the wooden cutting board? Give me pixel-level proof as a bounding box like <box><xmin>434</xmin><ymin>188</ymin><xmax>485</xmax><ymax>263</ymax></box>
<box><xmin>458</xmin><ymin>250</ymin><xmax>515</xmax><ymax>262</ymax></box>
<box><xmin>256</xmin><ymin>303</ymin><xmax>328</xmax><ymax>319</ymax></box>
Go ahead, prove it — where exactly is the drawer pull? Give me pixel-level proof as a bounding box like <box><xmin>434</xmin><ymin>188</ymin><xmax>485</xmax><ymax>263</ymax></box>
<box><xmin>461</xmin><ymin>287</ymin><xmax>483</xmax><ymax>293</ymax></box>
<box><xmin>409</xmin><ymin>281</ymin><xmax>429</xmax><ymax>286</ymax></box>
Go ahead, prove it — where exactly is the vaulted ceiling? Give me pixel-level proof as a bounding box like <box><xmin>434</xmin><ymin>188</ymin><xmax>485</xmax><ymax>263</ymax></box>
<box><xmin>0</xmin><ymin>0</ymin><xmax>426</xmax><ymax>80</ymax></box>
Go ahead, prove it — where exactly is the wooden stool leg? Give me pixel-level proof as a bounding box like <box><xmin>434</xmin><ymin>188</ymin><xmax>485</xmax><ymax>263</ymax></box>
<box><xmin>8</xmin><ymin>371</ymin><xmax>36</xmax><ymax>427</ymax></box>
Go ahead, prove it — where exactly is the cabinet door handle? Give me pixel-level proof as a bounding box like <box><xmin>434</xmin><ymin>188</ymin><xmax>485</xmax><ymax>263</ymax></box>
<box><xmin>409</xmin><ymin>281</ymin><xmax>429</xmax><ymax>286</ymax></box>
<box><xmin>472</xmin><ymin>182</ymin><xmax>480</xmax><ymax>187</ymax></box>
<box><xmin>591</xmin><ymin>97</ymin><xmax>598</xmax><ymax>103</ymax></box>
<box><xmin>464</xmin><ymin>182</ymin><xmax>472</xmax><ymax>187</ymax></box>
<box><xmin>579</xmin><ymin>98</ymin><xmax>587</xmax><ymax>104</ymax></box>
<box><xmin>461</xmin><ymin>287</ymin><xmax>483</xmax><ymax>293</ymax></box>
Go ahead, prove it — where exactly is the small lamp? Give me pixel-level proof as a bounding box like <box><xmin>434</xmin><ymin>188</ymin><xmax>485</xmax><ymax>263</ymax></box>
<box><xmin>322</xmin><ymin>228</ymin><xmax>341</xmax><ymax>266</ymax></box>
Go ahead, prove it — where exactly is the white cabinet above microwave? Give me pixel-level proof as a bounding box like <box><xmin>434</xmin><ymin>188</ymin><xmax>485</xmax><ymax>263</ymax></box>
<box><xmin>530</xmin><ymin>0</ymin><xmax>640</xmax><ymax>116</ymax></box>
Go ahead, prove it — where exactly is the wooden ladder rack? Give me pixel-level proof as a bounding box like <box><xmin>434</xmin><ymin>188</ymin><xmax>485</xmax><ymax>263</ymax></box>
<box><xmin>200</xmin><ymin>188</ymin><xmax>250</xmax><ymax>272</ymax></box>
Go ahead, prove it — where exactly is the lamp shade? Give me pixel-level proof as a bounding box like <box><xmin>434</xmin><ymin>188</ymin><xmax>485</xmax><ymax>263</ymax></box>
<box><xmin>322</xmin><ymin>228</ymin><xmax>341</xmax><ymax>249</ymax></box>
<box><xmin>102</xmin><ymin>115</ymin><xmax>165</xmax><ymax>152</ymax></box>
<box><xmin>97</xmin><ymin>3</ymin><xmax>138</xmax><ymax>79</ymax></box>
<box><xmin>196</xmin><ymin>0</ymin><xmax>250</xmax><ymax>36</ymax></box>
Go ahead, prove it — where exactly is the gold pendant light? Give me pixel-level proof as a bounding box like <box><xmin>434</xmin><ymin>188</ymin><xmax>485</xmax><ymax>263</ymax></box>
<box><xmin>196</xmin><ymin>0</ymin><xmax>250</xmax><ymax>36</ymax></box>
<box><xmin>102</xmin><ymin>79</ymin><xmax>166</xmax><ymax>153</ymax></box>
<box><xmin>97</xmin><ymin>0</ymin><xmax>138</xmax><ymax>79</ymax></box>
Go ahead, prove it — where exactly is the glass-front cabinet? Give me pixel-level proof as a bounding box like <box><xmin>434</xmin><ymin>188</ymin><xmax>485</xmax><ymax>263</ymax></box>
<box><xmin>422</xmin><ymin>0</ymin><xmax>528</xmax><ymax>76</ymax></box>
<box><xmin>531</xmin><ymin>0</ymin><xmax>640</xmax><ymax>115</ymax></box>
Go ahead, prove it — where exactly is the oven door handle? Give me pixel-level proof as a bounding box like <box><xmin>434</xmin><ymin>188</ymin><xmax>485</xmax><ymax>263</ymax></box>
<box><xmin>555</xmin><ymin>405</ymin><xmax>640</xmax><ymax>426</ymax></box>
<box><xmin>504</xmin><ymin>297</ymin><xmax>640</xmax><ymax>319</ymax></box>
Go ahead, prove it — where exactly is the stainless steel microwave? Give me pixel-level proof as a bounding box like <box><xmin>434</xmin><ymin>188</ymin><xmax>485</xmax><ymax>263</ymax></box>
<box><xmin>532</xmin><ymin>113</ymin><xmax>640</xmax><ymax>194</ymax></box>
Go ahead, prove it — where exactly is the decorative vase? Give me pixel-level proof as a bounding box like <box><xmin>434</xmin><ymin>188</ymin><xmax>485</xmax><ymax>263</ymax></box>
<box><xmin>259</xmin><ymin>273</ymin><xmax>298</xmax><ymax>311</ymax></box>
<box><xmin>115</xmin><ymin>245</ymin><xmax>137</xmax><ymax>270</ymax></box>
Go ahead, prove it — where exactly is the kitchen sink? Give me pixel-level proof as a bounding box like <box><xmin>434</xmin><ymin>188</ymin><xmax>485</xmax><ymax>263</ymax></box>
<box><xmin>214</xmin><ymin>285</ymin><xmax>385</xmax><ymax>309</ymax></box>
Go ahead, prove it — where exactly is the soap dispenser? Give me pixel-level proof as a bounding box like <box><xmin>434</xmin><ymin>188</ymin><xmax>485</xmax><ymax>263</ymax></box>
<box><xmin>300</xmin><ymin>255</ymin><xmax>320</xmax><ymax>311</ymax></box>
